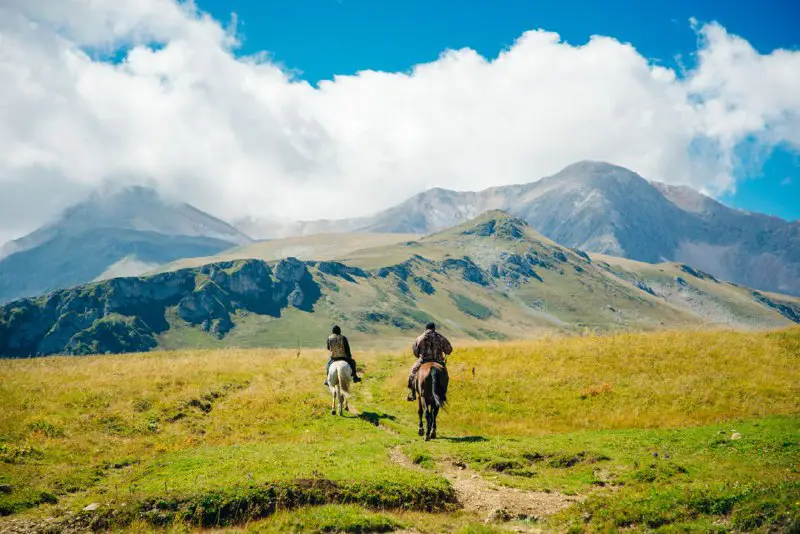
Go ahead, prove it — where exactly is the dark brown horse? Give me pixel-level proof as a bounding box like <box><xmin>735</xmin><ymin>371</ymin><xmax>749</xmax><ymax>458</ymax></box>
<box><xmin>415</xmin><ymin>362</ymin><xmax>449</xmax><ymax>440</ymax></box>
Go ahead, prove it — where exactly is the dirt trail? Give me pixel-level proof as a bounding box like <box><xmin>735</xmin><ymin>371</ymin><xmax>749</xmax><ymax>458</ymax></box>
<box><xmin>356</xmin><ymin>373</ymin><xmax>582</xmax><ymax>526</ymax></box>
<box><xmin>388</xmin><ymin>446</ymin><xmax>581</xmax><ymax>525</ymax></box>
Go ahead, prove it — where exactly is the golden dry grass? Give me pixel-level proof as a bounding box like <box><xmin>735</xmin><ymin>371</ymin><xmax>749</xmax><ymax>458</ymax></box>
<box><xmin>373</xmin><ymin>327</ymin><xmax>800</xmax><ymax>435</ymax></box>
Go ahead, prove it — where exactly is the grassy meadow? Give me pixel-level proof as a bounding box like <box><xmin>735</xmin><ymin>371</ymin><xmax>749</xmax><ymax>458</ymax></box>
<box><xmin>0</xmin><ymin>328</ymin><xmax>798</xmax><ymax>532</ymax></box>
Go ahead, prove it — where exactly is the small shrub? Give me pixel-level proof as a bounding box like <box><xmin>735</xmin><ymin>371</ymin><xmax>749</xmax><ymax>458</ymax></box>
<box><xmin>486</xmin><ymin>459</ymin><xmax>523</xmax><ymax>472</ymax></box>
<box><xmin>132</xmin><ymin>398</ymin><xmax>153</xmax><ymax>412</ymax></box>
<box><xmin>186</xmin><ymin>398</ymin><xmax>212</xmax><ymax>413</ymax></box>
<box><xmin>411</xmin><ymin>452</ymin><xmax>434</xmax><ymax>469</ymax></box>
<box><xmin>0</xmin><ymin>444</ymin><xmax>43</xmax><ymax>464</ymax></box>
<box><xmin>505</xmin><ymin>468</ymin><xmax>537</xmax><ymax>478</ymax></box>
<box><xmin>580</xmin><ymin>383</ymin><xmax>613</xmax><ymax>399</ymax></box>
<box><xmin>548</xmin><ymin>452</ymin><xmax>589</xmax><ymax>468</ymax></box>
<box><xmin>100</xmin><ymin>416</ymin><xmax>128</xmax><ymax>435</ymax></box>
<box><xmin>686</xmin><ymin>485</ymin><xmax>746</xmax><ymax>516</ymax></box>
<box><xmin>74</xmin><ymin>392</ymin><xmax>111</xmax><ymax>409</ymax></box>
<box><xmin>28</xmin><ymin>420</ymin><xmax>64</xmax><ymax>438</ymax></box>
<box><xmin>732</xmin><ymin>500</ymin><xmax>778</xmax><ymax>530</ymax></box>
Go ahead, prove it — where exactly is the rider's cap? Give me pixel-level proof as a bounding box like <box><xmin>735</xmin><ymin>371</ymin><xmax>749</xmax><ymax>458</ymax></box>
<box><xmin>426</xmin><ymin>322</ymin><xmax>436</xmax><ymax>331</ymax></box>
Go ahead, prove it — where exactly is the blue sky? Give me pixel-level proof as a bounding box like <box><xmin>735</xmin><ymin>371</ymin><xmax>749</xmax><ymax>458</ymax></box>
<box><xmin>197</xmin><ymin>0</ymin><xmax>799</xmax><ymax>220</ymax></box>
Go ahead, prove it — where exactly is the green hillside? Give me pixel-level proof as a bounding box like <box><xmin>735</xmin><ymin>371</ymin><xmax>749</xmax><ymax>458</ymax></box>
<box><xmin>0</xmin><ymin>329</ymin><xmax>798</xmax><ymax>532</ymax></box>
<box><xmin>2</xmin><ymin>211</ymin><xmax>799</xmax><ymax>358</ymax></box>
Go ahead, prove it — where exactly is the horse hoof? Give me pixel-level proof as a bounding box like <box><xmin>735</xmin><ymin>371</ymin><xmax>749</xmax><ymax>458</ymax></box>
<box><xmin>425</xmin><ymin>435</ymin><xmax>431</xmax><ymax>442</ymax></box>
<box><xmin>431</xmin><ymin>433</ymin><xmax>437</xmax><ymax>440</ymax></box>
<box><xmin>331</xmin><ymin>410</ymin><xmax>336</xmax><ymax>415</ymax></box>
<box><xmin>418</xmin><ymin>428</ymin><xmax>424</xmax><ymax>436</ymax></box>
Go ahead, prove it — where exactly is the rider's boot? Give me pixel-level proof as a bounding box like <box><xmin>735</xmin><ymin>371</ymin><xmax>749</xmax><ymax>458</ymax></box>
<box><xmin>352</xmin><ymin>374</ymin><xmax>362</xmax><ymax>383</ymax></box>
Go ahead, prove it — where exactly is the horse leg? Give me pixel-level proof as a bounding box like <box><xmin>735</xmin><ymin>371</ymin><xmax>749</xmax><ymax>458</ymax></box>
<box><xmin>417</xmin><ymin>397</ymin><xmax>425</xmax><ymax>436</ymax></box>
<box><xmin>425</xmin><ymin>406</ymin><xmax>433</xmax><ymax>441</ymax></box>
<box><xmin>338</xmin><ymin>390</ymin><xmax>344</xmax><ymax>416</ymax></box>
<box><xmin>430</xmin><ymin>405</ymin><xmax>438</xmax><ymax>440</ymax></box>
<box><xmin>331</xmin><ymin>384</ymin><xmax>337</xmax><ymax>416</ymax></box>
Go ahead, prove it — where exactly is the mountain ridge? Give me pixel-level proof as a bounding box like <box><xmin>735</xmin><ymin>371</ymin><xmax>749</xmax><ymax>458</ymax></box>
<box><xmin>2</xmin><ymin>210</ymin><xmax>797</xmax><ymax>358</ymax></box>
<box><xmin>0</xmin><ymin>187</ymin><xmax>254</xmax><ymax>303</ymax></box>
<box><xmin>238</xmin><ymin>161</ymin><xmax>800</xmax><ymax>295</ymax></box>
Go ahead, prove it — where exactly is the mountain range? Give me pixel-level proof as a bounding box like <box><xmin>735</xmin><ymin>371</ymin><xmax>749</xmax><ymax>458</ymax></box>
<box><xmin>239</xmin><ymin>161</ymin><xmax>800</xmax><ymax>296</ymax></box>
<box><xmin>0</xmin><ymin>186</ymin><xmax>252</xmax><ymax>304</ymax></box>
<box><xmin>0</xmin><ymin>161</ymin><xmax>797</xmax><ymax>307</ymax></box>
<box><xmin>2</xmin><ymin>211</ymin><xmax>798</xmax><ymax>357</ymax></box>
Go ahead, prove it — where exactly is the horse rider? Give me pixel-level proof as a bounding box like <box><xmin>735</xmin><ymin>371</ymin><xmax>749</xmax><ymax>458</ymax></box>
<box><xmin>324</xmin><ymin>325</ymin><xmax>361</xmax><ymax>386</ymax></box>
<box><xmin>407</xmin><ymin>322</ymin><xmax>452</xmax><ymax>401</ymax></box>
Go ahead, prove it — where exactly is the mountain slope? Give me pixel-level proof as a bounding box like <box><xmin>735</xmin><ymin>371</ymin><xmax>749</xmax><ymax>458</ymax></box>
<box><xmin>248</xmin><ymin>161</ymin><xmax>800</xmax><ymax>296</ymax></box>
<box><xmin>155</xmin><ymin>232</ymin><xmax>422</xmax><ymax>273</ymax></box>
<box><xmin>0</xmin><ymin>187</ymin><xmax>252</xmax><ymax>303</ymax></box>
<box><xmin>3</xmin><ymin>211</ymin><xmax>797</xmax><ymax>357</ymax></box>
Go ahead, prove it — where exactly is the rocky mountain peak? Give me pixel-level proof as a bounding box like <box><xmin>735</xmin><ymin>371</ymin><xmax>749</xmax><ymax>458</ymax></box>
<box><xmin>461</xmin><ymin>210</ymin><xmax>529</xmax><ymax>239</ymax></box>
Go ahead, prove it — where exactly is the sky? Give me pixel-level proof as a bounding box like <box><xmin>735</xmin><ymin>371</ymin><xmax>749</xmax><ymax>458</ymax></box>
<box><xmin>0</xmin><ymin>0</ymin><xmax>799</xmax><ymax>244</ymax></box>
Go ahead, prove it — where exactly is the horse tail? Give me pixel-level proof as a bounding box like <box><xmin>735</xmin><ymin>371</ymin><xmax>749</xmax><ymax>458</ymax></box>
<box><xmin>337</xmin><ymin>364</ymin><xmax>351</xmax><ymax>398</ymax></box>
<box><xmin>431</xmin><ymin>366</ymin><xmax>446</xmax><ymax>408</ymax></box>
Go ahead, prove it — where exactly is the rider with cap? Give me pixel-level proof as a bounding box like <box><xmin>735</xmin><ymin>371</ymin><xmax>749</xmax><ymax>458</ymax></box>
<box><xmin>324</xmin><ymin>325</ymin><xmax>362</xmax><ymax>386</ymax></box>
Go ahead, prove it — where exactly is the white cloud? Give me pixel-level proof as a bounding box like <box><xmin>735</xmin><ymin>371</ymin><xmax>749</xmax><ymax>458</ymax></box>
<box><xmin>1</xmin><ymin>0</ymin><xmax>799</xmax><ymax>240</ymax></box>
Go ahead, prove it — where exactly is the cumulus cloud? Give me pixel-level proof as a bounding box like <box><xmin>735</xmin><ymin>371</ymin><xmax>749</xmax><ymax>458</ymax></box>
<box><xmin>1</xmin><ymin>0</ymin><xmax>799</xmax><ymax>241</ymax></box>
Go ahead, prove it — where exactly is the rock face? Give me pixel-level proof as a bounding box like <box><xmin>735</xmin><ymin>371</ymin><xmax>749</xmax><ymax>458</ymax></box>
<box><xmin>0</xmin><ymin>258</ymin><xmax>321</xmax><ymax>357</ymax></box>
<box><xmin>442</xmin><ymin>257</ymin><xmax>491</xmax><ymax>287</ymax></box>
<box><xmin>312</xmin><ymin>261</ymin><xmax>371</xmax><ymax>282</ymax></box>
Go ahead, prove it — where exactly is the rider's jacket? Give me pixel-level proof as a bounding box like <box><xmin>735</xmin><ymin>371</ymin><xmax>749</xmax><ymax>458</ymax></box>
<box><xmin>412</xmin><ymin>330</ymin><xmax>453</xmax><ymax>364</ymax></box>
<box><xmin>327</xmin><ymin>334</ymin><xmax>348</xmax><ymax>359</ymax></box>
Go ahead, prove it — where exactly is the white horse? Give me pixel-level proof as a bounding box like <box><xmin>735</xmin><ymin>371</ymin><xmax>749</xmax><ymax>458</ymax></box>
<box><xmin>327</xmin><ymin>360</ymin><xmax>352</xmax><ymax>416</ymax></box>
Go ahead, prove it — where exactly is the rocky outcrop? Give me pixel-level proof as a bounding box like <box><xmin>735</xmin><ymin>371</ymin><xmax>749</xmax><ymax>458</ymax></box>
<box><xmin>414</xmin><ymin>277</ymin><xmax>436</xmax><ymax>295</ymax></box>
<box><xmin>490</xmin><ymin>253</ymin><xmax>543</xmax><ymax>287</ymax></box>
<box><xmin>679</xmin><ymin>264</ymin><xmax>718</xmax><ymax>282</ymax></box>
<box><xmin>463</xmin><ymin>216</ymin><xmax>527</xmax><ymax>240</ymax></box>
<box><xmin>176</xmin><ymin>280</ymin><xmax>235</xmax><ymax>337</ymax></box>
<box><xmin>377</xmin><ymin>264</ymin><xmax>412</xmax><ymax>281</ymax></box>
<box><xmin>442</xmin><ymin>257</ymin><xmax>490</xmax><ymax>286</ymax></box>
<box><xmin>313</xmin><ymin>261</ymin><xmax>370</xmax><ymax>282</ymax></box>
<box><xmin>751</xmin><ymin>291</ymin><xmax>800</xmax><ymax>323</ymax></box>
<box><xmin>0</xmin><ymin>258</ymin><xmax>322</xmax><ymax>357</ymax></box>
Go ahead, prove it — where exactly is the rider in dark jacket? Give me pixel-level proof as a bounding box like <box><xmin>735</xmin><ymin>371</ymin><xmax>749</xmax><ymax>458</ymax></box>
<box><xmin>407</xmin><ymin>322</ymin><xmax>452</xmax><ymax>400</ymax></box>
<box><xmin>324</xmin><ymin>325</ymin><xmax>361</xmax><ymax>386</ymax></box>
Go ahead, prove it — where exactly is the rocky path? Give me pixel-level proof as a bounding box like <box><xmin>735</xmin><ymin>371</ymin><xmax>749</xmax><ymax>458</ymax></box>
<box><xmin>388</xmin><ymin>444</ymin><xmax>581</xmax><ymax>528</ymax></box>
<box><xmin>351</xmin><ymin>376</ymin><xmax>583</xmax><ymax>529</ymax></box>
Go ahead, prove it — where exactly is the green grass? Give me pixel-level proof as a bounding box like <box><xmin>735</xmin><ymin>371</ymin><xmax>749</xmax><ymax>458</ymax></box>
<box><xmin>449</xmin><ymin>293</ymin><xmax>495</xmax><ymax>320</ymax></box>
<box><xmin>0</xmin><ymin>328</ymin><xmax>798</xmax><ymax>532</ymax></box>
<box><xmin>247</xmin><ymin>504</ymin><xmax>404</xmax><ymax>533</ymax></box>
<box><xmin>399</xmin><ymin>416</ymin><xmax>799</xmax><ymax>530</ymax></box>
